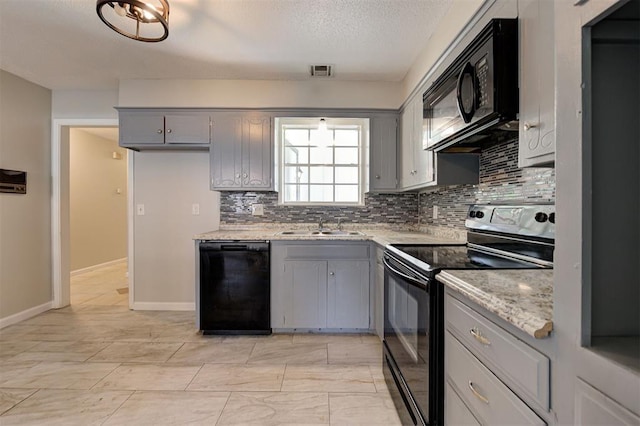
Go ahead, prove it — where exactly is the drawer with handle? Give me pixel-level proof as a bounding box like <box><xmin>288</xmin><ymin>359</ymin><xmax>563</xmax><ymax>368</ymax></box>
<box><xmin>446</xmin><ymin>331</ymin><xmax>546</xmax><ymax>426</ymax></box>
<box><xmin>445</xmin><ymin>295</ymin><xmax>550</xmax><ymax>410</ymax></box>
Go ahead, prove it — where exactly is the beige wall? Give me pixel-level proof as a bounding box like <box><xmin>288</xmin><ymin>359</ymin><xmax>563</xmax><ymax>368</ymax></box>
<box><xmin>0</xmin><ymin>70</ymin><xmax>52</xmax><ymax>321</ymax></box>
<box><xmin>69</xmin><ymin>129</ymin><xmax>127</xmax><ymax>271</ymax></box>
<box><xmin>133</xmin><ymin>151</ymin><xmax>219</xmax><ymax>308</ymax></box>
<box><xmin>118</xmin><ymin>79</ymin><xmax>403</xmax><ymax>109</ymax></box>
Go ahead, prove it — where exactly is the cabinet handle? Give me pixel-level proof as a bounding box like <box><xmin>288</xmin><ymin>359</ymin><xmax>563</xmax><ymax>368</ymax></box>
<box><xmin>157</xmin><ymin>129</ymin><xmax>163</xmax><ymax>134</ymax></box>
<box><xmin>470</xmin><ymin>327</ymin><xmax>491</xmax><ymax>346</ymax></box>
<box><xmin>243</xmin><ymin>173</ymin><xmax>248</xmax><ymax>178</ymax></box>
<box><xmin>523</xmin><ymin>122</ymin><xmax>537</xmax><ymax>131</ymax></box>
<box><xmin>166</xmin><ymin>128</ymin><xmax>172</xmax><ymax>134</ymax></box>
<box><xmin>329</xmin><ymin>271</ymin><xmax>335</xmax><ymax>276</ymax></box>
<box><xmin>375</xmin><ymin>175</ymin><xmax>381</xmax><ymax>179</ymax></box>
<box><xmin>468</xmin><ymin>381</ymin><xmax>489</xmax><ymax>404</ymax></box>
<box><xmin>236</xmin><ymin>173</ymin><xmax>241</xmax><ymax>179</ymax></box>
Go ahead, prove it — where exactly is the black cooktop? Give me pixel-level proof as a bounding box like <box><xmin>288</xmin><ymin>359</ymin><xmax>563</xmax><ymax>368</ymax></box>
<box><xmin>389</xmin><ymin>244</ymin><xmax>548</xmax><ymax>273</ymax></box>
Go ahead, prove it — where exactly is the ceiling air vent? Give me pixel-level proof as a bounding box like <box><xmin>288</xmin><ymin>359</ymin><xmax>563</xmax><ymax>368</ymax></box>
<box><xmin>310</xmin><ymin>65</ymin><xmax>333</xmax><ymax>78</ymax></box>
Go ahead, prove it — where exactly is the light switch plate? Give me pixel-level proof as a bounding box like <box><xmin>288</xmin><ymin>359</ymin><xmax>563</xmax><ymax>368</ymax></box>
<box><xmin>136</xmin><ymin>204</ymin><xmax>145</xmax><ymax>216</ymax></box>
<box><xmin>192</xmin><ymin>203</ymin><xmax>200</xmax><ymax>215</ymax></box>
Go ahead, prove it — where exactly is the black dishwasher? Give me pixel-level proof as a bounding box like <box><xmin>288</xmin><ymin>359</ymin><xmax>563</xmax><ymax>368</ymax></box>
<box><xmin>199</xmin><ymin>241</ymin><xmax>271</xmax><ymax>335</ymax></box>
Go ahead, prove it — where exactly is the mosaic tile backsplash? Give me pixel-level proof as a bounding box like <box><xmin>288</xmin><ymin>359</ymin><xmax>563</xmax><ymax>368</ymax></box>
<box><xmin>419</xmin><ymin>138</ymin><xmax>555</xmax><ymax>230</ymax></box>
<box><xmin>219</xmin><ymin>191</ymin><xmax>419</xmax><ymax>226</ymax></box>
<box><xmin>220</xmin><ymin>138</ymin><xmax>555</xmax><ymax>229</ymax></box>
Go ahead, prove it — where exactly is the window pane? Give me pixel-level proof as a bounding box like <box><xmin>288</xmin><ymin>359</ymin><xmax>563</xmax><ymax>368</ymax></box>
<box><xmin>335</xmin><ymin>147</ymin><xmax>358</xmax><ymax>165</ymax></box>
<box><xmin>284</xmin><ymin>184</ymin><xmax>308</xmax><ymax>202</ymax></box>
<box><xmin>309</xmin><ymin>185</ymin><xmax>334</xmax><ymax>202</ymax></box>
<box><xmin>335</xmin><ymin>167</ymin><xmax>359</xmax><ymax>184</ymax></box>
<box><xmin>334</xmin><ymin>129</ymin><xmax>358</xmax><ymax>146</ymax></box>
<box><xmin>284</xmin><ymin>129</ymin><xmax>309</xmax><ymax>146</ymax></box>
<box><xmin>309</xmin><ymin>147</ymin><xmax>333</xmax><ymax>164</ymax></box>
<box><xmin>310</xmin><ymin>129</ymin><xmax>334</xmax><ymax>146</ymax></box>
<box><xmin>335</xmin><ymin>185</ymin><xmax>359</xmax><ymax>202</ymax></box>
<box><xmin>310</xmin><ymin>166</ymin><xmax>334</xmax><ymax>184</ymax></box>
<box><xmin>285</xmin><ymin>146</ymin><xmax>308</xmax><ymax>164</ymax></box>
<box><xmin>284</xmin><ymin>166</ymin><xmax>308</xmax><ymax>184</ymax></box>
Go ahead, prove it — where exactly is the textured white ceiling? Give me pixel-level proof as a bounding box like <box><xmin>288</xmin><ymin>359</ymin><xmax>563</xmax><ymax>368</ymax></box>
<box><xmin>0</xmin><ymin>0</ymin><xmax>453</xmax><ymax>90</ymax></box>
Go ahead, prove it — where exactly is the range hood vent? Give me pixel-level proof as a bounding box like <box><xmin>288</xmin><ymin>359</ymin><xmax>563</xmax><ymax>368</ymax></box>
<box><xmin>310</xmin><ymin>65</ymin><xmax>333</xmax><ymax>78</ymax></box>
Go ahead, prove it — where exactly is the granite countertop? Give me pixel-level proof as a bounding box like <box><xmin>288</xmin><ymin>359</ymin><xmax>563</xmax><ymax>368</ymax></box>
<box><xmin>438</xmin><ymin>269</ymin><xmax>553</xmax><ymax>339</ymax></box>
<box><xmin>194</xmin><ymin>226</ymin><xmax>466</xmax><ymax>246</ymax></box>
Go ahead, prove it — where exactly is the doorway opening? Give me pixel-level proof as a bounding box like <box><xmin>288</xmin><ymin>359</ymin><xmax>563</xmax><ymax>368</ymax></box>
<box><xmin>68</xmin><ymin>127</ymin><xmax>129</xmax><ymax>307</ymax></box>
<box><xmin>52</xmin><ymin>119</ymin><xmax>132</xmax><ymax>310</ymax></box>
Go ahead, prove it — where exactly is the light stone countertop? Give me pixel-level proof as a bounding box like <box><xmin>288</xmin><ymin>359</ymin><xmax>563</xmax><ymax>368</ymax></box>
<box><xmin>194</xmin><ymin>226</ymin><xmax>465</xmax><ymax>247</ymax></box>
<box><xmin>438</xmin><ymin>269</ymin><xmax>554</xmax><ymax>339</ymax></box>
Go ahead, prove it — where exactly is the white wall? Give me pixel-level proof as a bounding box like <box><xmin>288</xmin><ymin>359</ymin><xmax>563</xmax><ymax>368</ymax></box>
<box><xmin>0</xmin><ymin>70</ymin><xmax>52</xmax><ymax>324</ymax></box>
<box><xmin>118</xmin><ymin>79</ymin><xmax>402</xmax><ymax>109</ymax></box>
<box><xmin>132</xmin><ymin>151</ymin><xmax>219</xmax><ymax>309</ymax></box>
<box><xmin>69</xmin><ymin>129</ymin><xmax>127</xmax><ymax>271</ymax></box>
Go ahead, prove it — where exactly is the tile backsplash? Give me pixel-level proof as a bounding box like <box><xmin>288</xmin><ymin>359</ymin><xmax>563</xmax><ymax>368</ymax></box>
<box><xmin>220</xmin><ymin>137</ymin><xmax>555</xmax><ymax>230</ymax></box>
<box><xmin>219</xmin><ymin>191</ymin><xmax>419</xmax><ymax>226</ymax></box>
<box><xmin>419</xmin><ymin>138</ymin><xmax>555</xmax><ymax>230</ymax></box>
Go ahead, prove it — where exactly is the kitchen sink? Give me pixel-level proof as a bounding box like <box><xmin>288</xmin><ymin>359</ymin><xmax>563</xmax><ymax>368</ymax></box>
<box><xmin>275</xmin><ymin>230</ymin><xmax>366</xmax><ymax>236</ymax></box>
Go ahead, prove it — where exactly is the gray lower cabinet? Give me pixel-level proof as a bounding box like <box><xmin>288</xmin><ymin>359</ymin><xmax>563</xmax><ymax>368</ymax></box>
<box><xmin>117</xmin><ymin>108</ymin><xmax>211</xmax><ymax>149</ymax></box>
<box><xmin>374</xmin><ymin>246</ymin><xmax>384</xmax><ymax>340</ymax></box>
<box><xmin>445</xmin><ymin>293</ymin><xmax>548</xmax><ymax>425</ymax></box>
<box><xmin>210</xmin><ymin>112</ymin><xmax>273</xmax><ymax>191</ymax></box>
<box><xmin>271</xmin><ymin>242</ymin><xmax>371</xmax><ymax>330</ymax></box>
<box><xmin>445</xmin><ymin>382</ymin><xmax>480</xmax><ymax>426</ymax></box>
<box><xmin>575</xmin><ymin>378</ymin><xmax>640</xmax><ymax>425</ymax></box>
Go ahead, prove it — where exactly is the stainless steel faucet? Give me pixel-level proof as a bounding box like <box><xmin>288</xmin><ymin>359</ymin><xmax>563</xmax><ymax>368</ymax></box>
<box><xmin>318</xmin><ymin>218</ymin><xmax>324</xmax><ymax>231</ymax></box>
<box><xmin>337</xmin><ymin>218</ymin><xmax>343</xmax><ymax>230</ymax></box>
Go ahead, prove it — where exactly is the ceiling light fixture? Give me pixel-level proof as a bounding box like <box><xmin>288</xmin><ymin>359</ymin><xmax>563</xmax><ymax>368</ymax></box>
<box><xmin>96</xmin><ymin>0</ymin><xmax>170</xmax><ymax>42</ymax></box>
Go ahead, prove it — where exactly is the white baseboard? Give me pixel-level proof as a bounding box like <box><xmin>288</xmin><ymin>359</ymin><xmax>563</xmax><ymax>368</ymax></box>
<box><xmin>71</xmin><ymin>257</ymin><xmax>127</xmax><ymax>276</ymax></box>
<box><xmin>131</xmin><ymin>302</ymin><xmax>195</xmax><ymax>311</ymax></box>
<box><xmin>0</xmin><ymin>301</ymin><xmax>54</xmax><ymax>329</ymax></box>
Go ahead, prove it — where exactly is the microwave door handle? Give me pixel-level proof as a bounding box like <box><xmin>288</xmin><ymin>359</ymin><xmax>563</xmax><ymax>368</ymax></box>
<box><xmin>383</xmin><ymin>256</ymin><xmax>428</xmax><ymax>289</ymax></box>
<box><xmin>456</xmin><ymin>62</ymin><xmax>477</xmax><ymax>124</ymax></box>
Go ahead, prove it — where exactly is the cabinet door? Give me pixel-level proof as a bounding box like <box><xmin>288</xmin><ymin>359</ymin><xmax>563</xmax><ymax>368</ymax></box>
<box><xmin>119</xmin><ymin>112</ymin><xmax>165</xmax><ymax>145</ymax></box>
<box><xmin>165</xmin><ymin>114</ymin><xmax>210</xmax><ymax>145</ymax></box>
<box><xmin>518</xmin><ymin>0</ymin><xmax>555</xmax><ymax>167</ymax></box>
<box><xmin>412</xmin><ymin>96</ymin><xmax>434</xmax><ymax>186</ymax></box>
<box><xmin>575</xmin><ymin>379</ymin><xmax>640</xmax><ymax>425</ymax></box>
<box><xmin>242</xmin><ymin>115</ymin><xmax>273</xmax><ymax>189</ymax></box>
<box><xmin>400</xmin><ymin>105</ymin><xmax>416</xmax><ymax>188</ymax></box>
<box><xmin>284</xmin><ymin>260</ymin><xmax>327</xmax><ymax>328</ymax></box>
<box><xmin>370</xmin><ymin>115</ymin><xmax>398</xmax><ymax>191</ymax></box>
<box><xmin>327</xmin><ymin>260</ymin><xmax>370</xmax><ymax>329</ymax></box>
<box><xmin>211</xmin><ymin>113</ymin><xmax>243</xmax><ymax>189</ymax></box>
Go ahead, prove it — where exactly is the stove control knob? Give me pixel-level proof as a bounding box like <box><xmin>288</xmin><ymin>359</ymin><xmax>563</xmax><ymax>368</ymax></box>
<box><xmin>549</xmin><ymin>212</ymin><xmax>555</xmax><ymax>224</ymax></box>
<box><xmin>535</xmin><ymin>212</ymin><xmax>548</xmax><ymax>223</ymax></box>
<box><xmin>476</xmin><ymin>211</ymin><xmax>484</xmax><ymax>219</ymax></box>
<box><xmin>469</xmin><ymin>210</ymin><xmax>477</xmax><ymax>218</ymax></box>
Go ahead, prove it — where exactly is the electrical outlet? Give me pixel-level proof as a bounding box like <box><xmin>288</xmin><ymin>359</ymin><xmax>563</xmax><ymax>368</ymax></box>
<box><xmin>252</xmin><ymin>204</ymin><xmax>264</xmax><ymax>216</ymax></box>
<box><xmin>136</xmin><ymin>204</ymin><xmax>145</xmax><ymax>216</ymax></box>
<box><xmin>433</xmin><ymin>205</ymin><xmax>438</xmax><ymax>219</ymax></box>
<box><xmin>192</xmin><ymin>203</ymin><xmax>200</xmax><ymax>215</ymax></box>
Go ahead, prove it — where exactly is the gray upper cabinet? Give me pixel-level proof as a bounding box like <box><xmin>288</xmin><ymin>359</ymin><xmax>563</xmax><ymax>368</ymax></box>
<box><xmin>210</xmin><ymin>112</ymin><xmax>273</xmax><ymax>191</ymax></box>
<box><xmin>518</xmin><ymin>0</ymin><xmax>555</xmax><ymax>167</ymax></box>
<box><xmin>117</xmin><ymin>109</ymin><xmax>211</xmax><ymax>149</ymax></box>
<box><xmin>369</xmin><ymin>115</ymin><xmax>398</xmax><ymax>191</ymax></box>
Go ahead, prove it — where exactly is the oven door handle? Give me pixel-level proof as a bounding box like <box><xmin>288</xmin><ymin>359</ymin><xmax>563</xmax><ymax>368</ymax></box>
<box><xmin>383</xmin><ymin>255</ymin><xmax>428</xmax><ymax>289</ymax></box>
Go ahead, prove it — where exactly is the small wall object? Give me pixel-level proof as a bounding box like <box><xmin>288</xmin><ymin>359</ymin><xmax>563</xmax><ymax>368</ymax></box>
<box><xmin>0</xmin><ymin>169</ymin><xmax>27</xmax><ymax>194</ymax></box>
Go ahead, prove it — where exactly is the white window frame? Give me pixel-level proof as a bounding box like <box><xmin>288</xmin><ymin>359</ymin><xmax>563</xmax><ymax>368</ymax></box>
<box><xmin>275</xmin><ymin>117</ymin><xmax>369</xmax><ymax>206</ymax></box>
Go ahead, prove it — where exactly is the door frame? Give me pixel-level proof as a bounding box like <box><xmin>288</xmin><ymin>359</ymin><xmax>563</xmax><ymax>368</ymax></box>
<box><xmin>51</xmin><ymin>118</ymin><xmax>134</xmax><ymax>308</ymax></box>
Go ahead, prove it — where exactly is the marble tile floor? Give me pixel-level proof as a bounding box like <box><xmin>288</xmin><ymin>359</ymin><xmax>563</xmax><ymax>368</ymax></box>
<box><xmin>0</xmin><ymin>265</ymin><xmax>402</xmax><ymax>425</ymax></box>
<box><xmin>69</xmin><ymin>259</ymin><xmax>129</xmax><ymax>307</ymax></box>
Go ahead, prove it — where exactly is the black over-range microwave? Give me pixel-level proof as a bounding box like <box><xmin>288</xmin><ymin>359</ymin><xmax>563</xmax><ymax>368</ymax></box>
<box><xmin>423</xmin><ymin>18</ymin><xmax>518</xmax><ymax>153</ymax></box>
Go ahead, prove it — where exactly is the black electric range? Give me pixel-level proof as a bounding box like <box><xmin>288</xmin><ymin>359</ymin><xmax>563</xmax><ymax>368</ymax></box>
<box><xmin>382</xmin><ymin>204</ymin><xmax>555</xmax><ymax>426</ymax></box>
